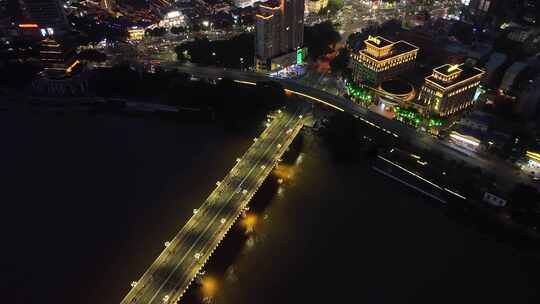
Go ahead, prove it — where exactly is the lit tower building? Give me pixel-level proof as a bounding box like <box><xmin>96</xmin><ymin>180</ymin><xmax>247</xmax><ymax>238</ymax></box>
<box><xmin>351</xmin><ymin>35</ymin><xmax>418</xmax><ymax>85</ymax></box>
<box><xmin>18</xmin><ymin>0</ymin><xmax>70</xmax><ymax>32</ymax></box>
<box><xmin>255</xmin><ymin>2</ymin><xmax>282</xmax><ymax>63</ymax></box>
<box><xmin>418</xmin><ymin>63</ymin><xmax>485</xmax><ymax>117</ymax></box>
<box><xmin>282</xmin><ymin>0</ymin><xmax>304</xmax><ymax>52</ymax></box>
<box><xmin>254</xmin><ymin>0</ymin><xmax>305</xmax><ymax>72</ymax></box>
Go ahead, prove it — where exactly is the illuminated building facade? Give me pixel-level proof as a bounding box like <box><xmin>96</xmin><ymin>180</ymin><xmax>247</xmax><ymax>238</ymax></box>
<box><xmin>254</xmin><ymin>0</ymin><xmax>305</xmax><ymax>71</ymax></box>
<box><xmin>305</xmin><ymin>0</ymin><xmax>328</xmax><ymax>14</ymax></box>
<box><xmin>18</xmin><ymin>0</ymin><xmax>69</xmax><ymax>32</ymax></box>
<box><xmin>158</xmin><ymin>10</ymin><xmax>185</xmax><ymax>28</ymax></box>
<box><xmin>128</xmin><ymin>27</ymin><xmax>145</xmax><ymax>41</ymax></box>
<box><xmin>351</xmin><ymin>36</ymin><xmax>418</xmax><ymax>85</ymax></box>
<box><xmin>418</xmin><ymin>64</ymin><xmax>485</xmax><ymax>117</ymax></box>
<box><xmin>39</xmin><ymin>37</ymin><xmax>79</xmax><ymax>76</ymax></box>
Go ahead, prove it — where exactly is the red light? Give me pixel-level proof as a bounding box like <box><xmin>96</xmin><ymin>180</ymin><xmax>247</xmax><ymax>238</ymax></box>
<box><xmin>19</xmin><ymin>23</ymin><xmax>39</xmax><ymax>28</ymax></box>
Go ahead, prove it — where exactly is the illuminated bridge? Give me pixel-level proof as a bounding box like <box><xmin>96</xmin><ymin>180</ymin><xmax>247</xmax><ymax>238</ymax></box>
<box><xmin>121</xmin><ymin>108</ymin><xmax>305</xmax><ymax>304</ymax></box>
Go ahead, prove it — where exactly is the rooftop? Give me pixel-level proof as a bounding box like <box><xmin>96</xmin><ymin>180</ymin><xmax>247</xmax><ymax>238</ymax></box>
<box><xmin>435</xmin><ymin>64</ymin><xmax>462</xmax><ymax>76</ymax></box>
<box><xmin>426</xmin><ymin>64</ymin><xmax>484</xmax><ymax>89</ymax></box>
<box><xmin>365</xmin><ymin>35</ymin><xmax>394</xmax><ymax>48</ymax></box>
<box><xmin>361</xmin><ymin>39</ymin><xmax>419</xmax><ymax>61</ymax></box>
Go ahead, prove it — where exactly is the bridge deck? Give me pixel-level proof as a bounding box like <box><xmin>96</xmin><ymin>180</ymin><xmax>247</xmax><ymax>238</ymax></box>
<box><xmin>121</xmin><ymin>108</ymin><xmax>305</xmax><ymax>304</ymax></box>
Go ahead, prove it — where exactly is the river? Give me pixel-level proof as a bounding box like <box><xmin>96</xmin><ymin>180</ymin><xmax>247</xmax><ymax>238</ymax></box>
<box><xmin>1</xmin><ymin>109</ymin><xmax>539</xmax><ymax>304</ymax></box>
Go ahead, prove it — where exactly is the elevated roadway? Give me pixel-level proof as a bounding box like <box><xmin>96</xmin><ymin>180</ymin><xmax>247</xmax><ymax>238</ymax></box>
<box><xmin>161</xmin><ymin>64</ymin><xmax>537</xmax><ymax>190</ymax></box>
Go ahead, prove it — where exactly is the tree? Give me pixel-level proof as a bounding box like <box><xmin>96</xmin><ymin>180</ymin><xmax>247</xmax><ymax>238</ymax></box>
<box><xmin>346</xmin><ymin>19</ymin><xmax>402</xmax><ymax>51</ymax></box>
<box><xmin>510</xmin><ymin>66</ymin><xmax>539</xmax><ymax>95</ymax></box>
<box><xmin>68</xmin><ymin>14</ymin><xmax>126</xmax><ymax>44</ymax></box>
<box><xmin>175</xmin><ymin>34</ymin><xmax>254</xmax><ymax>69</ymax></box>
<box><xmin>508</xmin><ymin>184</ymin><xmax>540</xmax><ymax>225</ymax></box>
<box><xmin>170</xmin><ymin>26</ymin><xmax>185</xmax><ymax>35</ymax></box>
<box><xmin>346</xmin><ymin>32</ymin><xmax>365</xmax><ymax>50</ymax></box>
<box><xmin>449</xmin><ymin>22</ymin><xmax>474</xmax><ymax>45</ymax></box>
<box><xmin>330</xmin><ymin>47</ymin><xmax>350</xmax><ymax>75</ymax></box>
<box><xmin>77</xmin><ymin>49</ymin><xmax>107</xmax><ymax>62</ymax></box>
<box><xmin>147</xmin><ymin>27</ymin><xmax>167</xmax><ymax>37</ymax></box>
<box><xmin>304</xmin><ymin>21</ymin><xmax>341</xmax><ymax>59</ymax></box>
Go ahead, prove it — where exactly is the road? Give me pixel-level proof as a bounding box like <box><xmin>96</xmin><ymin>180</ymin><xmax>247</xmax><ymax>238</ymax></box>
<box><xmin>162</xmin><ymin>64</ymin><xmax>539</xmax><ymax>191</ymax></box>
<box><xmin>120</xmin><ymin>108</ymin><xmax>305</xmax><ymax>304</ymax></box>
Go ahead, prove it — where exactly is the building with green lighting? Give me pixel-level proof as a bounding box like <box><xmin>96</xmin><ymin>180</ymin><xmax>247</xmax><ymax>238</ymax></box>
<box><xmin>418</xmin><ymin>63</ymin><xmax>485</xmax><ymax>117</ymax></box>
<box><xmin>351</xmin><ymin>36</ymin><xmax>419</xmax><ymax>85</ymax></box>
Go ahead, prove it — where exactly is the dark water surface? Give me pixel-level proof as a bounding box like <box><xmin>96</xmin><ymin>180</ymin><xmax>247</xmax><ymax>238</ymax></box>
<box><xmin>0</xmin><ymin>111</ymin><xmax>251</xmax><ymax>304</ymax></box>
<box><xmin>2</xmin><ymin>111</ymin><xmax>540</xmax><ymax>304</ymax></box>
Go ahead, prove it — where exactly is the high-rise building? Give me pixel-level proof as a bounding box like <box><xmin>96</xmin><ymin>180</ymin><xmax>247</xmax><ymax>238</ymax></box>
<box><xmin>351</xmin><ymin>35</ymin><xmax>418</xmax><ymax>85</ymax></box>
<box><xmin>254</xmin><ymin>0</ymin><xmax>305</xmax><ymax>71</ymax></box>
<box><xmin>418</xmin><ymin>63</ymin><xmax>485</xmax><ymax>117</ymax></box>
<box><xmin>255</xmin><ymin>2</ymin><xmax>281</xmax><ymax>64</ymax></box>
<box><xmin>18</xmin><ymin>0</ymin><xmax>69</xmax><ymax>32</ymax></box>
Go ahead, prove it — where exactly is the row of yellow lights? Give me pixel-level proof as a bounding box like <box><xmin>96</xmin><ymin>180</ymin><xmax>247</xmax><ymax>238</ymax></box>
<box><xmin>526</xmin><ymin>151</ymin><xmax>540</xmax><ymax>162</ymax></box>
<box><xmin>232</xmin><ymin>80</ymin><xmax>345</xmax><ymax>112</ymax></box>
<box><xmin>255</xmin><ymin>14</ymin><xmax>273</xmax><ymax>20</ymax></box>
<box><xmin>450</xmin><ymin>131</ymin><xmax>480</xmax><ymax>147</ymax></box>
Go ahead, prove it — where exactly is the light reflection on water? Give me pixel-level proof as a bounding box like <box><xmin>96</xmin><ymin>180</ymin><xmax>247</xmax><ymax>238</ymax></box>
<box><xmin>208</xmin><ymin>132</ymin><xmax>540</xmax><ymax>304</ymax></box>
